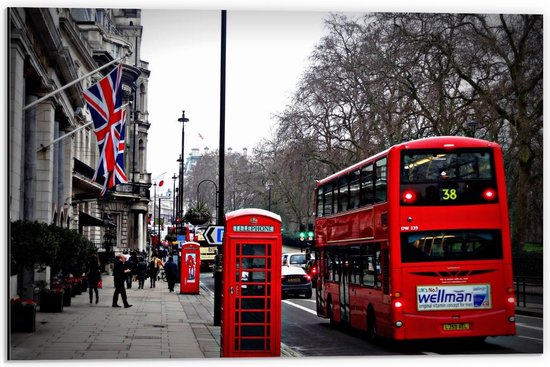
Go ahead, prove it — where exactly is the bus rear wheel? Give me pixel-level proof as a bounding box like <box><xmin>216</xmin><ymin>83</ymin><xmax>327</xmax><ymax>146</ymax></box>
<box><xmin>366</xmin><ymin>307</ymin><xmax>377</xmax><ymax>342</ymax></box>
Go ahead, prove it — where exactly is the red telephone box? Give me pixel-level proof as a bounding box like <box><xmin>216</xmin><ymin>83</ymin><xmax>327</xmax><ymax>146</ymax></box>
<box><xmin>220</xmin><ymin>209</ymin><xmax>282</xmax><ymax>358</ymax></box>
<box><xmin>179</xmin><ymin>242</ymin><xmax>200</xmax><ymax>294</ymax></box>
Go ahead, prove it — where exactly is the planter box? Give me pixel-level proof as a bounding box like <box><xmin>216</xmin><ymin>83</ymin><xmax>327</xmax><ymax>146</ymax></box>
<box><xmin>71</xmin><ymin>281</ymin><xmax>82</xmax><ymax>296</ymax></box>
<box><xmin>62</xmin><ymin>290</ymin><xmax>72</xmax><ymax>306</ymax></box>
<box><xmin>40</xmin><ymin>291</ymin><xmax>64</xmax><ymax>312</ymax></box>
<box><xmin>11</xmin><ymin>303</ymin><xmax>36</xmax><ymax>332</ymax></box>
<box><xmin>81</xmin><ymin>278</ymin><xmax>88</xmax><ymax>292</ymax></box>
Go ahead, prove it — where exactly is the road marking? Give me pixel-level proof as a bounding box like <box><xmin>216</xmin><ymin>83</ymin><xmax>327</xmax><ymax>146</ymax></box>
<box><xmin>283</xmin><ymin>300</ymin><xmax>317</xmax><ymax>315</ymax></box>
<box><xmin>515</xmin><ymin>322</ymin><xmax>543</xmax><ymax>331</ymax></box>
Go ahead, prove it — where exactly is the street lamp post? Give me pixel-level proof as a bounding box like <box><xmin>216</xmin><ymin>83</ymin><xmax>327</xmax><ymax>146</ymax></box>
<box><xmin>153</xmin><ymin>182</ymin><xmax>157</xmax><ymax>243</ymax></box>
<box><xmin>177</xmin><ymin>111</ymin><xmax>189</xmax><ymax>236</ymax></box>
<box><xmin>172</xmin><ymin>173</ymin><xmax>177</xmax><ymax>227</ymax></box>
<box><xmin>214</xmin><ymin>9</ymin><xmax>227</xmax><ymax>327</ymax></box>
<box><xmin>158</xmin><ymin>197</ymin><xmax>162</xmax><ymax>244</ymax></box>
<box><xmin>176</xmin><ymin>155</ymin><xmax>183</xmax><ymax>235</ymax></box>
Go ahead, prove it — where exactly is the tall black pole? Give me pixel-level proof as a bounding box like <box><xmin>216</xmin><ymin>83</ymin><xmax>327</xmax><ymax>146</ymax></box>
<box><xmin>214</xmin><ymin>9</ymin><xmax>226</xmax><ymax>327</ymax></box>
<box><xmin>172</xmin><ymin>173</ymin><xmax>177</xmax><ymax>226</ymax></box>
<box><xmin>178</xmin><ymin>111</ymin><xmax>189</xmax><ymax>237</ymax></box>
<box><xmin>158</xmin><ymin>197</ymin><xmax>161</xmax><ymax>243</ymax></box>
<box><xmin>153</xmin><ymin>182</ymin><xmax>156</xmax><ymax>250</ymax></box>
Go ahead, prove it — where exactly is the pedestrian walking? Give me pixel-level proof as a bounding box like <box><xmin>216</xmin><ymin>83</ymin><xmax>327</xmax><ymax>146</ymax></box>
<box><xmin>112</xmin><ymin>254</ymin><xmax>132</xmax><ymax>308</ymax></box>
<box><xmin>136</xmin><ymin>256</ymin><xmax>148</xmax><ymax>289</ymax></box>
<box><xmin>148</xmin><ymin>253</ymin><xmax>164</xmax><ymax>288</ymax></box>
<box><xmin>164</xmin><ymin>256</ymin><xmax>178</xmax><ymax>292</ymax></box>
<box><xmin>125</xmin><ymin>252</ymin><xmax>137</xmax><ymax>289</ymax></box>
<box><xmin>86</xmin><ymin>254</ymin><xmax>101</xmax><ymax>304</ymax></box>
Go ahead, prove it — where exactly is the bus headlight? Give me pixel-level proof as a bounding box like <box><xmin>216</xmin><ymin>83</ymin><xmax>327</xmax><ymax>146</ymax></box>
<box><xmin>395</xmin><ymin>321</ymin><xmax>403</xmax><ymax>327</ymax></box>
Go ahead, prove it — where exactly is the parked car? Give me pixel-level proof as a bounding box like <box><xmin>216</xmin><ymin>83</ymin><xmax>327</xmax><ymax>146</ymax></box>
<box><xmin>281</xmin><ymin>265</ymin><xmax>312</xmax><ymax>299</ymax></box>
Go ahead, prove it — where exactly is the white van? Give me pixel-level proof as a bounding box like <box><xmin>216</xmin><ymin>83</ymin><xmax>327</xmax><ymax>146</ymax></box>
<box><xmin>282</xmin><ymin>252</ymin><xmax>314</xmax><ymax>269</ymax></box>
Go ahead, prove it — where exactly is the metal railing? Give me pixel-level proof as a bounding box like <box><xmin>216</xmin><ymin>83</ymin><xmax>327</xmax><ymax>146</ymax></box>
<box><xmin>514</xmin><ymin>275</ymin><xmax>543</xmax><ymax>308</ymax></box>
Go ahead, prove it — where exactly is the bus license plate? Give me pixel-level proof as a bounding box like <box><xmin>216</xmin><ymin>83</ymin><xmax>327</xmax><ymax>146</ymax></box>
<box><xmin>443</xmin><ymin>323</ymin><xmax>470</xmax><ymax>331</ymax></box>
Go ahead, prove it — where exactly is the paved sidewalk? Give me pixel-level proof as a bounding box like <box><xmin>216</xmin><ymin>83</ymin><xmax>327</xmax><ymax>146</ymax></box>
<box><xmin>9</xmin><ymin>275</ymin><xmax>221</xmax><ymax>360</ymax></box>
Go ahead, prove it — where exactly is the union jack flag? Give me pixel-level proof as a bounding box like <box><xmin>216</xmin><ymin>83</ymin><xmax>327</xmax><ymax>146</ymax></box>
<box><xmin>82</xmin><ymin>64</ymin><xmax>126</xmax><ymax>195</ymax></box>
<box><xmin>114</xmin><ymin>109</ymin><xmax>128</xmax><ymax>185</ymax></box>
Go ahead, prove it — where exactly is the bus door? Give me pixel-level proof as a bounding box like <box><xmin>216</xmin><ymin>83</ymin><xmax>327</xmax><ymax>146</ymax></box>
<box><xmin>339</xmin><ymin>251</ymin><xmax>350</xmax><ymax>325</ymax></box>
<box><xmin>314</xmin><ymin>250</ymin><xmax>324</xmax><ymax>315</ymax></box>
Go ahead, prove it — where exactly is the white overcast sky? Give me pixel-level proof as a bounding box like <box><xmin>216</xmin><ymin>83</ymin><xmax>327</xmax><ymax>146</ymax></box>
<box><xmin>141</xmin><ymin>9</ymin><xmax>327</xmax><ymax>187</ymax></box>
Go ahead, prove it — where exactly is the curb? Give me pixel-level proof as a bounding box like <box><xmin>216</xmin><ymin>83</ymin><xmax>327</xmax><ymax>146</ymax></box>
<box><xmin>281</xmin><ymin>343</ymin><xmax>303</xmax><ymax>357</ymax></box>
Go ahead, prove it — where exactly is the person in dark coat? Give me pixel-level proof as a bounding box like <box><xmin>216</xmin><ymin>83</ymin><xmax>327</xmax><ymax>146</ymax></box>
<box><xmin>163</xmin><ymin>256</ymin><xmax>178</xmax><ymax>292</ymax></box>
<box><xmin>86</xmin><ymin>254</ymin><xmax>101</xmax><ymax>304</ymax></box>
<box><xmin>136</xmin><ymin>256</ymin><xmax>148</xmax><ymax>289</ymax></box>
<box><xmin>125</xmin><ymin>252</ymin><xmax>138</xmax><ymax>289</ymax></box>
<box><xmin>112</xmin><ymin>254</ymin><xmax>132</xmax><ymax>308</ymax></box>
<box><xmin>148</xmin><ymin>253</ymin><xmax>163</xmax><ymax>288</ymax></box>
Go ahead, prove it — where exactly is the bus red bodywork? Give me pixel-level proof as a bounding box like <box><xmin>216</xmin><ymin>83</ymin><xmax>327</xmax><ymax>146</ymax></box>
<box><xmin>314</xmin><ymin>136</ymin><xmax>516</xmax><ymax>341</ymax></box>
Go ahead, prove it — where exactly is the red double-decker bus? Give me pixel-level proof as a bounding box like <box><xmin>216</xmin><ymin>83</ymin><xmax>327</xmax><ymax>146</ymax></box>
<box><xmin>313</xmin><ymin>136</ymin><xmax>516</xmax><ymax>341</ymax></box>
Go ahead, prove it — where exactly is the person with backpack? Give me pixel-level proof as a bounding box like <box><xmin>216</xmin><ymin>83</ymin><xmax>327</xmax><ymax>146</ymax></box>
<box><xmin>86</xmin><ymin>254</ymin><xmax>101</xmax><ymax>304</ymax></box>
<box><xmin>163</xmin><ymin>256</ymin><xmax>178</xmax><ymax>293</ymax></box>
<box><xmin>148</xmin><ymin>252</ymin><xmax>163</xmax><ymax>288</ymax></box>
<box><xmin>136</xmin><ymin>256</ymin><xmax>148</xmax><ymax>289</ymax></box>
<box><xmin>125</xmin><ymin>252</ymin><xmax>138</xmax><ymax>289</ymax></box>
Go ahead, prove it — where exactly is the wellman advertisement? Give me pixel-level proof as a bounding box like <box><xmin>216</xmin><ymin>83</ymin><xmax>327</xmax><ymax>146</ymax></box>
<box><xmin>416</xmin><ymin>284</ymin><xmax>491</xmax><ymax>311</ymax></box>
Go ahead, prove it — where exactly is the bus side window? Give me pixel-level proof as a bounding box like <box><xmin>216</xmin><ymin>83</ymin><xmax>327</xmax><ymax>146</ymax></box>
<box><xmin>323</xmin><ymin>256</ymin><xmax>329</xmax><ymax>280</ymax></box>
<box><xmin>338</xmin><ymin>176</ymin><xmax>349</xmax><ymax>212</ymax></box>
<box><xmin>362</xmin><ymin>255</ymin><xmax>374</xmax><ymax>287</ymax></box>
<box><xmin>375</xmin><ymin>249</ymin><xmax>382</xmax><ymax>288</ymax></box>
<box><xmin>375</xmin><ymin>158</ymin><xmax>387</xmax><ymax>203</ymax></box>
<box><xmin>349</xmin><ymin>170</ymin><xmax>361</xmax><ymax>210</ymax></box>
<box><xmin>324</xmin><ymin>183</ymin><xmax>333</xmax><ymax>216</ymax></box>
<box><xmin>316</xmin><ymin>186</ymin><xmax>324</xmax><ymax>217</ymax></box>
<box><xmin>360</xmin><ymin>164</ymin><xmax>374</xmax><ymax>206</ymax></box>
<box><xmin>350</xmin><ymin>246</ymin><xmax>361</xmax><ymax>285</ymax></box>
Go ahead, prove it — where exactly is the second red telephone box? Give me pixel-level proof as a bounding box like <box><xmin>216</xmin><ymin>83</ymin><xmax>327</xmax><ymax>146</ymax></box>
<box><xmin>179</xmin><ymin>242</ymin><xmax>200</xmax><ymax>294</ymax></box>
<box><xmin>220</xmin><ymin>209</ymin><xmax>282</xmax><ymax>357</ymax></box>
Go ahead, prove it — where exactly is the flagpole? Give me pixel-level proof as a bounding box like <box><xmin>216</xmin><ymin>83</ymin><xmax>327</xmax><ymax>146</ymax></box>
<box><xmin>37</xmin><ymin>103</ymin><xmax>130</xmax><ymax>152</ymax></box>
<box><xmin>23</xmin><ymin>50</ymin><xmax>132</xmax><ymax>111</ymax></box>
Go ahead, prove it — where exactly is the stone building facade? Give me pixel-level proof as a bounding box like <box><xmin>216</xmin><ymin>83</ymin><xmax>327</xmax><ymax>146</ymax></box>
<box><xmin>8</xmin><ymin>8</ymin><xmax>152</xmax><ymax>287</ymax></box>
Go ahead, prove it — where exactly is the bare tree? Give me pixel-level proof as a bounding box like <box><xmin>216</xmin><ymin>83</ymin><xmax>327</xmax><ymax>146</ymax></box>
<box><xmin>274</xmin><ymin>12</ymin><xmax>542</xmax><ymax>248</ymax></box>
<box><xmin>385</xmin><ymin>13</ymin><xmax>543</xmax><ymax>247</ymax></box>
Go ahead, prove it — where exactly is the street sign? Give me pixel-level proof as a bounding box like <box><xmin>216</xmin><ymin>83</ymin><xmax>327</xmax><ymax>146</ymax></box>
<box><xmin>204</xmin><ymin>225</ymin><xmax>224</xmax><ymax>245</ymax></box>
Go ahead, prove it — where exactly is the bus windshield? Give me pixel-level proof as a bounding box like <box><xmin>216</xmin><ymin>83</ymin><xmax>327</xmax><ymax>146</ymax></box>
<box><xmin>400</xmin><ymin>149</ymin><xmax>497</xmax><ymax>205</ymax></box>
<box><xmin>401</xmin><ymin>230</ymin><xmax>503</xmax><ymax>263</ymax></box>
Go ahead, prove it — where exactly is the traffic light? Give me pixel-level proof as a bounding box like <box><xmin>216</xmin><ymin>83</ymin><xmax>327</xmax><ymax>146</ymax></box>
<box><xmin>307</xmin><ymin>223</ymin><xmax>314</xmax><ymax>241</ymax></box>
<box><xmin>299</xmin><ymin>224</ymin><xmax>306</xmax><ymax>241</ymax></box>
